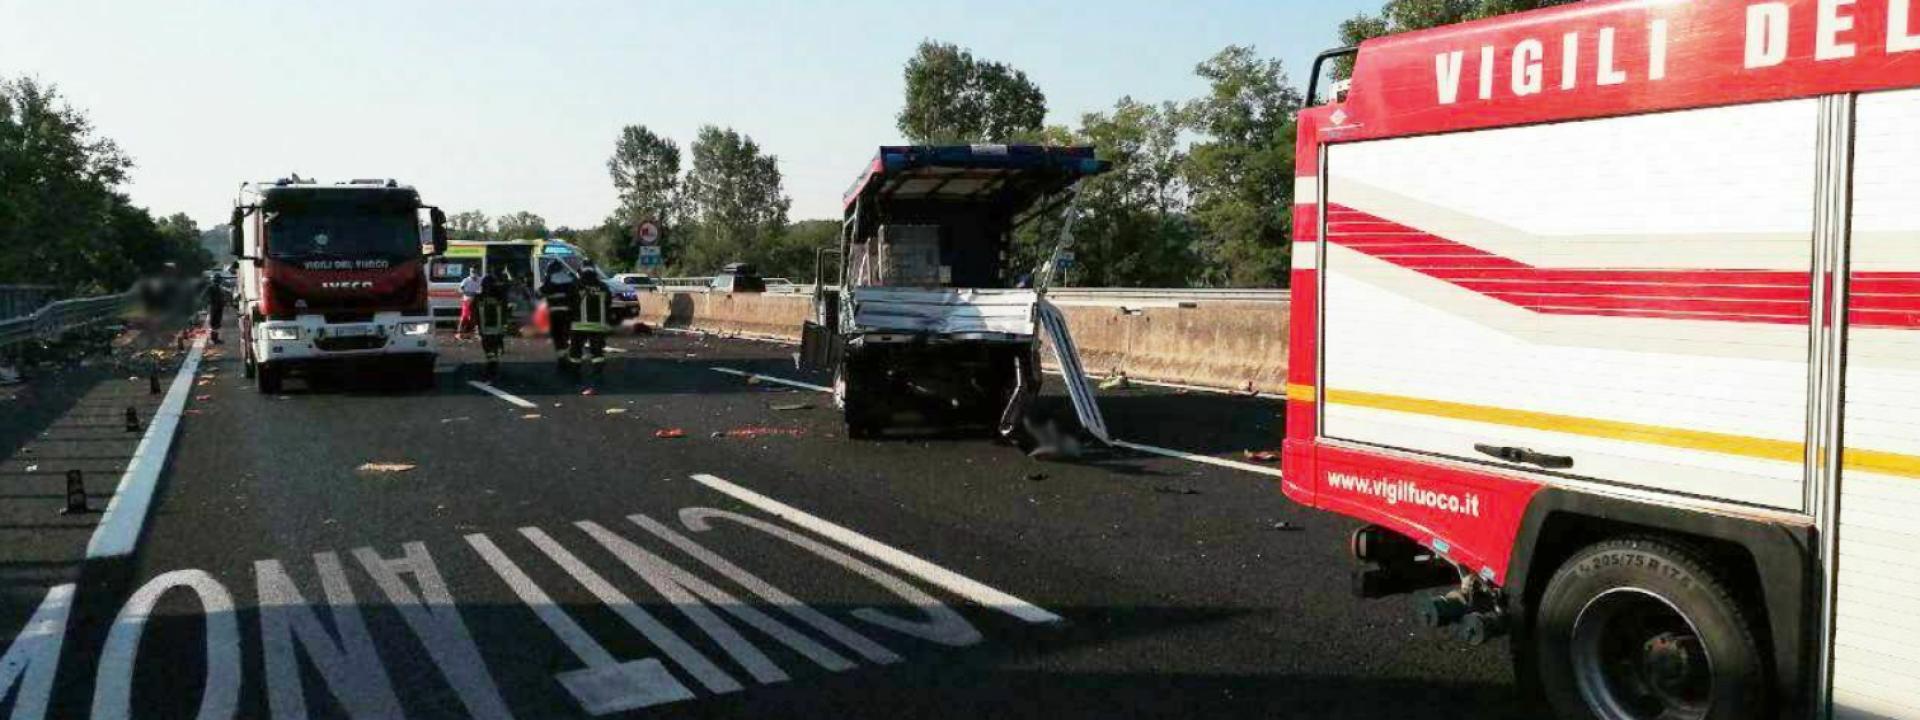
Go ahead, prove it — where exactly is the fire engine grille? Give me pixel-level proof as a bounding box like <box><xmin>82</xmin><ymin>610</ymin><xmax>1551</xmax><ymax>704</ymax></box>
<box><xmin>313</xmin><ymin>336</ymin><xmax>385</xmax><ymax>352</ymax></box>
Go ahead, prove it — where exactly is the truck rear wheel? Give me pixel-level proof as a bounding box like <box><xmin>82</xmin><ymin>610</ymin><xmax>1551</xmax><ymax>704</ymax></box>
<box><xmin>835</xmin><ymin>359</ymin><xmax>879</xmax><ymax>439</ymax></box>
<box><xmin>1534</xmin><ymin>537</ymin><xmax>1765</xmax><ymax>720</ymax></box>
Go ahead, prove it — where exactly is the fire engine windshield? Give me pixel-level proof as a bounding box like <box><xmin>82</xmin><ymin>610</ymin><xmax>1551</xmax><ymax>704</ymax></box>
<box><xmin>265</xmin><ymin>203</ymin><xmax>421</xmax><ymax>261</ymax></box>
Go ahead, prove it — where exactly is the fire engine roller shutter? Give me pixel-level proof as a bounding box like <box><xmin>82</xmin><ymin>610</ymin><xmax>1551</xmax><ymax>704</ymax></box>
<box><xmin>1320</xmin><ymin>99</ymin><xmax>1816</xmax><ymax>511</ymax></box>
<box><xmin>1831</xmin><ymin>87</ymin><xmax>1920</xmax><ymax>720</ymax></box>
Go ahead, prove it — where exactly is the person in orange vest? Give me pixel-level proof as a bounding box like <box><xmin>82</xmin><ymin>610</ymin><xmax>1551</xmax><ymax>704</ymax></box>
<box><xmin>570</xmin><ymin>266</ymin><xmax>614</xmax><ymax>385</ymax></box>
<box><xmin>474</xmin><ymin>274</ymin><xmax>511</xmax><ymax>381</ymax></box>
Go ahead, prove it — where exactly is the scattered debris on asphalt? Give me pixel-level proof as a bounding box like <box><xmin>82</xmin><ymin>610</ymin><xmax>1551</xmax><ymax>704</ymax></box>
<box><xmin>520</xmin><ymin>413</ymin><xmax>542</xmax><ymax>420</ymax></box>
<box><xmin>769</xmin><ymin>403</ymin><xmax>811</xmax><ymax>411</ymax></box>
<box><xmin>1153</xmin><ymin>485</ymin><xmax>1202</xmax><ymax>495</ymax></box>
<box><xmin>194</xmin><ymin>394</ymin><xmax>212</xmax><ymax>401</ymax></box>
<box><xmin>654</xmin><ymin>428</ymin><xmax>686</xmax><ymax>439</ymax></box>
<box><xmin>24</xmin><ymin>464</ymin><xmax>36</xmax><ymax>473</ymax></box>
<box><xmin>1270</xmin><ymin>521</ymin><xmax>1301</xmax><ymax>532</ymax></box>
<box><xmin>440</xmin><ymin>417</ymin><xmax>472</xmax><ymax>424</ymax></box>
<box><xmin>581</xmin><ymin>388</ymin><xmax>597</xmax><ymax>396</ymax></box>
<box><xmin>1026</xmin><ymin>472</ymin><xmax>1048</xmax><ymax>482</ymax></box>
<box><xmin>1098</xmin><ymin>373</ymin><xmax>1130</xmax><ymax>390</ymax></box>
<box><xmin>604</xmin><ymin>408</ymin><xmax>627</xmax><ymax>415</ymax></box>
<box><xmin>1242</xmin><ymin>450</ymin><xmax>1281</xmax><ymax>463</ymax></box>
<box><xmin>719</xmin><ymin>426</ymin><xmax>805</xmax><ymax>439</ymax></box>
<box><xmin>745</xmin><ymin>376</ymin><xmax>761</xmax><ymax>385</ymax></box>
<box><xmin>357</xmin><ymin>462</ymin><xmax>416</xmax><ymax>473</ymax></box>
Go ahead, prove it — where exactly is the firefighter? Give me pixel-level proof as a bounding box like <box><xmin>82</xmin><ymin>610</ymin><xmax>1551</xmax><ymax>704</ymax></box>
<box><xmin>570</xmin><ymin>266</ymin><xmax>614</xmax><ymax>384</ymax></box>
<box><xmin>474</xmin><ymin>274</ymin><xmax>510</xmax><ymax>381</ymax></box>
<box><xmin>203</xmin><ymin>272</ymin><xmax>229</xmax><ymax>344</ymax></box>
<box><xmin>538</xmin><ymin>262</ymin><xmax>579</xmax><ymax>373</ymax></box>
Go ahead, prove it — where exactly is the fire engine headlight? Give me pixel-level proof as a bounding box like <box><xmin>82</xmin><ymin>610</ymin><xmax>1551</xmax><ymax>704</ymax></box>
<box><xmin>265</xmin><ymin>327</ymin><xmax>300</xmax><ymax>341</ymax></box>
<box><xmin>399</xmin><ymin>321</ymin><xmax>433</xmax><ymax>337</ymax></box>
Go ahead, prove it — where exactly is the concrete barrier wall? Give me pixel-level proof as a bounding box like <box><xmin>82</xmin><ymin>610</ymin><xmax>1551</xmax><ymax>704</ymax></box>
<box><xmin>639</xmin><ymin>291</ymin><xmax>1290</xmax><ymax>393</ymax></box>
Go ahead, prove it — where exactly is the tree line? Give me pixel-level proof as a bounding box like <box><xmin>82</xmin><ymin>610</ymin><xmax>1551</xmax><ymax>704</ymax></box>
<box><xmin>0</xmin><ymin>78</ymin><xmax>211</xmax><ymax>295</ymax></box>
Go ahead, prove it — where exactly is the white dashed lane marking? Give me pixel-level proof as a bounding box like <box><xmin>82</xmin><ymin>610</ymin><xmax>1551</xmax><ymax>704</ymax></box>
<box><xmin>468</xmin><ymin>380</ymin><xmax>538</xmax><ymax>409</ymax></box>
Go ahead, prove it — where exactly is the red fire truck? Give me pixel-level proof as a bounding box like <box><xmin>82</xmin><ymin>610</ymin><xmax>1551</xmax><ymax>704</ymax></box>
<box><xmin>230</xmin><ymin>178</ymin><xmax>448</xmax><ymax>393</ymax></box>
<box><xmin>1287</xmin><ymin>1</ymin><xmax>1920</xmax><ymax>717</ymax></box>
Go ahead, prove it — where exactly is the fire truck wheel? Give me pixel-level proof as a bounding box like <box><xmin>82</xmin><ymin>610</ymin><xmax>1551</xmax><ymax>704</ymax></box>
<box><xmin>1535</xmin><ymin>537</ymin><xmax>1765</xmax><ymax>720</ymax></box>
<box><xmin>256</xmin><ymin>362</ymin><xmax>283</xmax><ymax>395</ymax></box>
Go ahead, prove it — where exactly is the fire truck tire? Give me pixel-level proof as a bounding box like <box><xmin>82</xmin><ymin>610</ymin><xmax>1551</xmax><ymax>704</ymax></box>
<box><xmin>256</xmin><ymin>362</ymin><xmax>283</xmax><ymax>395</ymax></box>
<box><xmin>1534</xmin><ymin>537</ymin><xmax>1765</xmax><ymax>720</ymax></box>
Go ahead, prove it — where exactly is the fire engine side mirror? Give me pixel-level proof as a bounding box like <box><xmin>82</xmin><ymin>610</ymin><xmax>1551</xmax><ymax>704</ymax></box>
<box><xmin>428</xmin><ymin>207</ymin><xmax>449</xmax><ymax>256</ymax></box>
<box><xmin>229</xmin><ymin>206</ymin><xmax>255</xmax><ymax>263</ymax></box>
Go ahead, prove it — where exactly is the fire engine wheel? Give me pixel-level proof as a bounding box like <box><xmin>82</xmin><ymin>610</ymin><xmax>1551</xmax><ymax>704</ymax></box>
<box><xmin>255</xmin><ymin>362</ymin><xmax>283</xmax><ymax>395</ymax></box>
<box><xmin>1535</xmin><ymin>537</ymin><xmax>1764</xmax><ymax>720</ymax></box>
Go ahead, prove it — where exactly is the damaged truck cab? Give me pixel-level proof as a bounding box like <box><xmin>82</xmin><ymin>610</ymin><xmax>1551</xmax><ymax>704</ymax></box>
<box><xmin>799</xmin><ymin>145</ymin><xmax>1109</xmax><ymax>439</ymax></box>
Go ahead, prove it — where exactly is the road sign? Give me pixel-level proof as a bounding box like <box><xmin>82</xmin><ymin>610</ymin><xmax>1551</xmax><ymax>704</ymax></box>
<box><xmin>635</xmin><ymin>221</ymin><xmax>660</xmax><ymax>246</ymax></box>
<box><xmin>638</xmin><ymin>245</ymin><xmax>662</xmax><ymax>267</ymax></box>
<box><xmin>1057</xmin><ymin>250</ymin><xmax>1075</xmax><ymax>268</ymax></box>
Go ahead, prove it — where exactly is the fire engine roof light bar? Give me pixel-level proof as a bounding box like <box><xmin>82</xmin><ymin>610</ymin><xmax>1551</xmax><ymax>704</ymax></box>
<box><xmin>1307</xmin><ymin>46</ymin><xmax>1358</xmax><ymax>107</ymax></box>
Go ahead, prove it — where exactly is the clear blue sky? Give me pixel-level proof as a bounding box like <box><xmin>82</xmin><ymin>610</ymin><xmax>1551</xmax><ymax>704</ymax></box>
<box><xmin>1</xmin><ymin>0</ymin><xmax>1374</xmax><ymax>229</ymax></box>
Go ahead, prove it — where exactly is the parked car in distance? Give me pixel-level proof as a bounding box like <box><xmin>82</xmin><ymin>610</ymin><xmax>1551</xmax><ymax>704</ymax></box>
<box><xmin>604</xmin><ymin>276</ymin><xmax>640</xmax><ymax>320</ymax></box>
<box><xmin>710</xmin><ymin>263</ymin><xmax>766</xmax><ymax>293</ymax></box>
<box><xmin>612</xmin><ymin>273</ymin><xmax>657</xmax><ymax>292</ymax></box>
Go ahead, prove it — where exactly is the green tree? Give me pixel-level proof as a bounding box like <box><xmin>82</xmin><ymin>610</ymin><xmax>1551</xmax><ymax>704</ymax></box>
<box><xmin>1335</xmin><ymin>0</ymin><xmax>1584</xmax><ymax>78</ymax></box>
<box><xmin>607</xmin><ymin>126</ymin><xmax>680</xmax><ymax>220</ymax></box>
<box><xmin>447</xmin><ymin>210</ymin><xmax>491</xmax><ymax>241</ymax></box>
<box><xmin>897</xmin><ymin>41</ymin><xmax>1047</xmax><ymax>144</ymax></box>
<box><xmin>493</xmin><ymin>211</ymin><xmax>548</xmax><ymax>241</ymax></box>
<box><xmin>0</xmin><ymin>77</ymin><xmax>131</xmax><ymax>289</ymax></box>
<box><xmin>1068</xmin><ymin>98</ymin><xmax>1201</xmax><ymax>287</ymax></box>
<box><xmin>1184</xmin><ymin>46</ymin><xmax>1301</xmax><ymax>287</ymax></box>
<box><xmin>679</xmin><ymin>126</ymin><xmax>789</xmax><ymax>274</ymax></box>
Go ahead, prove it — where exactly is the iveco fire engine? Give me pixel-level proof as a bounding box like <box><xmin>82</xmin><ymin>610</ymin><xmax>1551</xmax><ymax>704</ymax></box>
<box><xmin>230</xmin><ymin>177</ymin><xmax>448</xmax><ymax>393</ymax></box>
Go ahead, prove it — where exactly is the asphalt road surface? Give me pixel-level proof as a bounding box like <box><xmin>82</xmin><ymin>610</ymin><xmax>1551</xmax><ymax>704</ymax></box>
<box><xmin>3</xmin><ymin>322</ymin><xmax>1536</xmax><ymax>719</ymax></box>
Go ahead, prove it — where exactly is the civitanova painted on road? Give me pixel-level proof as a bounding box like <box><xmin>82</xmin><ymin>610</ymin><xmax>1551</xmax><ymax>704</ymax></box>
<box><xmin>0</xmin><ymin>474</ymin><xmax>1057</xmax><ymax>719</ymax></box>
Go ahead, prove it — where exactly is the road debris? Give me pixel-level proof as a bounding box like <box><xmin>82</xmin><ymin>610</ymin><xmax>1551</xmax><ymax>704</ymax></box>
<box><xmin>1153</xmin><ymin>485</ymin><xmax>1202</xmax><ymax>495</ymax></box>
<box><xmin>718</xmin><ymin>426</ymin><xmax>806</xmax><ymax>439</ymax></box>
<box><xmin>356</xmin><ymin>462</ymin><xmax>416</xmax><ymax>473</ymax></box>
<box><xmin>1270</xmin><ymin>521</ymin><xmax>1301</xmax><ymax>532</ymax></box>
<box><xmin>769</xmin><ymin>402</ymin><xmax>812</xmax><ymax>411</ymax></box>
<box><xmin>1098</xmin><ymin>373</ymin><xmax>1130</xmax><ymax>390</ymax></box>
<box><xmin>1242</xmin><ymin>450</ymin><xmax>1281</xmax><ymax>463</ymax></box>
<box><xmin>604</xmin><ymin>408</ymin><xmax>627</xmax><ymax>415</ymax></box>
<box><xmin>581</xmin><ymin>388</ymin><xmax>597</xmax><ymax>396</ymax></box>
<box><xmin>654</xmin><ymin>428</ymin><xmax>686</xmax><ymax>439</ymax></box>
<box><xmin>194</xmin><ymin>394</ymin><xmax>212</xmax><ymax>401</ymax></box>
<box><xmin>24</xmin><ymin>464</ymin><xmax>36</xmax><ymax>473</ymax></box>
<box><xmin>440</xmin><ymin>417</ymin><xmax>472</xmax><ymax>424</ymax></box>
<box><xmin>520</xmin><ymin>413</ymin><xmax>543</xmax><ymax>420</ymax></box>
<box><xmin>1025</xmin><ymin>472</ymin><xmax>1048</xmax><ymax>482</ymax></box>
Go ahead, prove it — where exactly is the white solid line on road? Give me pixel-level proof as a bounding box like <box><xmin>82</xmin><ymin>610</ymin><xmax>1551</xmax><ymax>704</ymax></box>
<box><xmin>1110</xmin><ymin>439</ymin><xmax>1285</xmax><ymax>479</ymax></box>
<box><xmin>710</xmin><ymin>367</ymin><xmax>830</xmax><ymax>393</ymax></box>
<box><xmin>87</xmin><ymin>336</ymin><xmax>207</xmax><ymax>559</ymax></box>
<box><xmin>469</xmin><ymin>380</ymin><xmax>538</xmax><ymax>409</ymax></box>
<box><xmin>689</xmin><ymin>473</ymin><xmax>1063</xmax><ymax>625</ymax></box>
<box><xmin>710</xmin><ymin>367</ymin><xmax>1283</xmax><ymax>480</ymax></box>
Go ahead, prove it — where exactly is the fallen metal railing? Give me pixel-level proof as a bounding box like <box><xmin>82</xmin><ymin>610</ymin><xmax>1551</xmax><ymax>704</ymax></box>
<box><xmin>0</xmin><ymin>288</ymin><xmax>137</xmax><ymax>351</ymax></box>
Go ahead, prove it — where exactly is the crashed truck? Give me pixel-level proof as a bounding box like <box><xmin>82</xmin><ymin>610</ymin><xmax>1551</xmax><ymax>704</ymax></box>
<box><xmin>799</xmin><ymin>145</ymin><xmax>1112</xmax><ymax>442</ymax></box>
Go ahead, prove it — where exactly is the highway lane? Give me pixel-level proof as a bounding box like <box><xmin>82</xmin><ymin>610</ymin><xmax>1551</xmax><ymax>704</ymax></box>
<box><xmin>10</xmin><ymin>325</ymin><xmax>1535</xmax><ymax>719</ymax></box>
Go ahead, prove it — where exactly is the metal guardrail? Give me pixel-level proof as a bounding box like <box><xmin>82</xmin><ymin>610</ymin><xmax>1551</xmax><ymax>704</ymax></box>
<box><xmin>1</xmin><ymin>284</ymin><xmax>59</xmax><ymax>321</ymax></box>
<box><xmin>684</xmin><ymin>284</ymin><xmax>1289</xmax><ymax>304</ymax></box>
<box><xmin>0</xmin><ymin>288</ymin><xmax>137</xmax><ymax>350</ymax></box>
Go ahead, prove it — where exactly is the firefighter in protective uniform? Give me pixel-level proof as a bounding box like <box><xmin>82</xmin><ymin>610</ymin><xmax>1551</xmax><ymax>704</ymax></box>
<box><xmin>474</xmin><ymin>274</ymin><xmax>510</xmax><ymax>381</ymax></box>
<box><xmin>570</xmin><ymin>267</ymin><xmax>614</xmax><ymax>382</ymax></box>
<box><xmin>538</xmin><ymin>263</ymin><xmax>580</xmax><ymax>373</ymax></box>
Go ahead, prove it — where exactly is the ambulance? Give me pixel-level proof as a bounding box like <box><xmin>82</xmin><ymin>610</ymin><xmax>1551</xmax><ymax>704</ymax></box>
<box><xmin>1286</xmin><ymin>1</ymin><xmax>1920</xmax><ymax>717</ymax></box>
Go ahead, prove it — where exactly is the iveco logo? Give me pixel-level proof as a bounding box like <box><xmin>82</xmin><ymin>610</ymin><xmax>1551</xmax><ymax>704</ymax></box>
<box><xmin>320</xmin><ymin>281</ymin><xmax>374</xmax><ymax>290</ymax></box>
